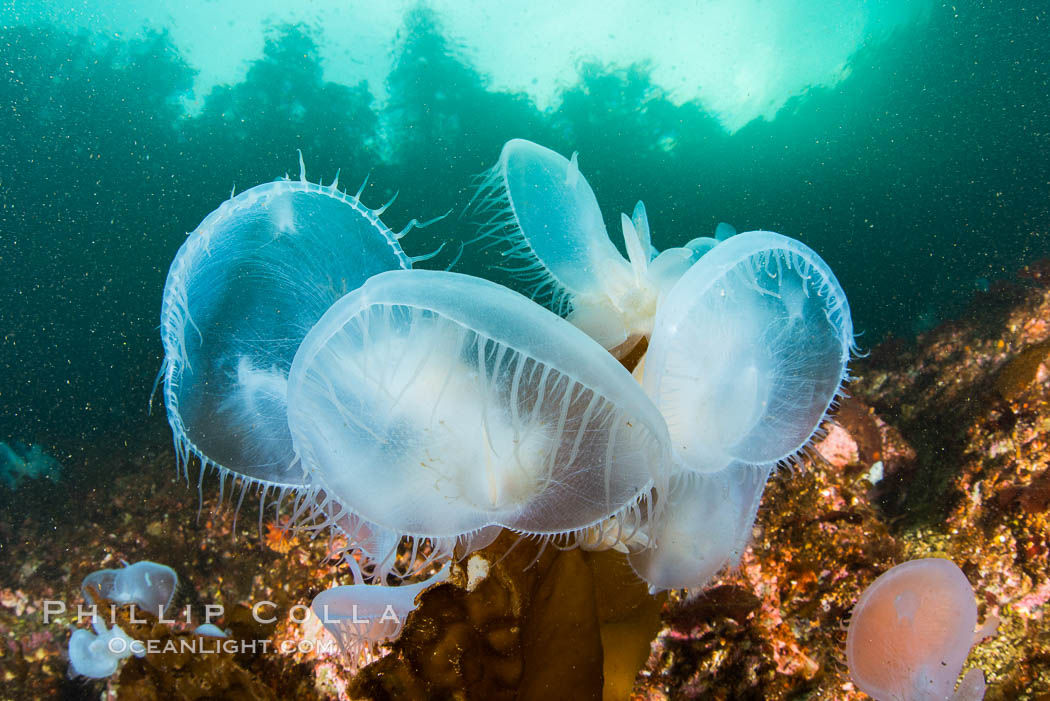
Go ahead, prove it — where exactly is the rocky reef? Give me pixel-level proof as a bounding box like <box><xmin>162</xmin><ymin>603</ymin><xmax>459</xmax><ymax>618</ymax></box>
<box><xmin>630</xmin><ymin>261</ymin><xmax>1050</xmax><ymax>700</ymax></box>
<box><xmin>1</xmin><ymin>261</ymin><xmax>1048</xmax><ymax>699</ymax></box>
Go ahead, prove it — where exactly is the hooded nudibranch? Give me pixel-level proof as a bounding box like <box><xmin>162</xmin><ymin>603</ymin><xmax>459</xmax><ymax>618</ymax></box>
<box><xmin>159</xmin><ymin>158</ymin><xmax>449</xmax><ymax>579</ymax></box>
<box><xmin>71</xmin><ymin>561</ymin><xmax>175</xmax><ymax>679</ymax></box>
<box><xmin>469</xmin><ymin>139</ymin><xmax>667</xmax><ymax>354</ymax></box>
<box><xmin>311</xmin><ymin>564</ymin><xmax>450</xmax><ymax>669</ymax></box>
<box><xmin>159</xmin><ymin>155</ymin><xmax>439</xmax><ymax>496</ymax></box>
<box><xmin>68</xmin><ymin>616</ymin><xmax>143</xmax><ymax>679</ymax></box>
<box><xmin>286</xmin><ymin>269</ymin><xmax>670</xmax><ymax>555</ymax></box>
<box><xmin>626</xmin><ymin>463</ymin><xmax>771</xmax><ymax>593</ymax></box>
<box><xmin>159</xmin><ymin>146</ymin><xmax>856</xmax><ymax>601</ymax></box>
<box><xmin>846</xmin><ymin>558</ymin><xmax>987</xmax><ymax>701</ymax></box>
<box><xmin>627</xmin><ymin>231</ymin><xmax>853</xmax><ymax>591</ymax></box>
<box><xmin>644</xmin><ymin>230</ymin><xmax>854</xmax><ymax>474</ymax></box>
<box><xmin>81</xmin><ymin>560</ymin><xmax>178</xmax><ymax>617</ymax></box>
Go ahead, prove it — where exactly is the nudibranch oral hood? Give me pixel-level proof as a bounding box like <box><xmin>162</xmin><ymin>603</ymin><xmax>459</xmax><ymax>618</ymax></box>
<box><xmin>644</xmin><ymin>230</ymin><xmax>854</xmax><ymax>474</ymax></box>
<box><xmin>159</xmin><ymin>156</ymin><xmax>430</xmax><ymax>494</ymax></box>
<box><xmin>159</xmin><ymin>159</ymin><xmax>450</xmax><ymax>579</ymax></box>
<box><xmin>287</xmin><ymin>269</ymin><xmax>670</xmax><ymax>547</ymax></box>
<box><xmin>627</xmin><ymin>231</ymin><xmax>854</xmax><ymax>591</ymax></box>
<box><xmin>81</xmin><ymin>560</ymin><xmax>178</xmax><ymax>616</ymax></box>
<box><xmin>846</xmin><ymin>558</ymin><xmax>988</xmax><ymax>701</ymax></box>
<box><xmin>468</xmin><ymin>138</ymin><xmax>665</xmax><ymax>354</ymax></box>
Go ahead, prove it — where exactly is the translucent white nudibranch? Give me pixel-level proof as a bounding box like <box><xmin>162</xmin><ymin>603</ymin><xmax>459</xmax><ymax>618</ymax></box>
<box><xmin>469</xmin><ymin>139</ymin><xmax>666</xmax><ymax>356</ymax></box>
<box><xmin>846</xmin><ymin>559</ymin><xmax>988</xmax><ymax>701</ymax></box>
<box><xmin>159</xmin><ymin>159</ymin><xmax>444</xmax><ymax>579</ymax></box>
<box><xmin>68</xmin><ymin>617</ymin><xmax>143</xmax><ymax>679</ymax></box>
<box><xmin>286</xmin><ymin>270</ymin><xmax>671</xmax><ymax>554</ymax></box>
<box><xmin>645</xmin><ymin>231</ymin><xmax>855</xmax><ymax>474</ymax></box>
<box><xmin>311</xmin><ymin>564</ymin><xmax>449</xmax><ymax>670</ymax></box>
<box><xmin>81</xmin><ymin>560</ymin><xmax>178</xmax><ymax>617</ymax></box>
<box><xmin>648</xmin><ymin>222</ymin><xmax>738</xmax><ymax>296</ymax></box>
<box><xmin>625</xmin><ymin>230</ymin><xmax>854</xmax><ymax>592</ymax></box>
<box><xmin>159</xmin><ymin>164</ymin><xmax>419</xmax><ymax>491</ymax></box>
<box><xmin>627</xmin><ymin>463</ymin><xmax>771</xmax><ymax>593</ymax></box>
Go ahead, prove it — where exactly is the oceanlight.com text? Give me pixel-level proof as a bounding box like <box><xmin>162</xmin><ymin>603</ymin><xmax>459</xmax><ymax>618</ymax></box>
<box><xmin>104</xmin><ymin>637</ymin><xmax>340</xmax><ymax>656</ymax></box>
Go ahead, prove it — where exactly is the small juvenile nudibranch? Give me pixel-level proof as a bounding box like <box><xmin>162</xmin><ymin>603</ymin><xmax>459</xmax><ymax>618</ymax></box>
<box><xmin>70</xmin><ymin>560</ymin><xmax>176</xmax><ymax>680</ymax></box>
<box><xmin>68</xmin><ymin>616</ymin><xmax>143</xmax><ymax>679</ymax></box>
<box><xmin>846</xmin><ymin>558</ymin><xmax>990</xmax><ymax>701</ymax></box>
<box><xmin>81</xmin><ymin>560</ymin><xmax>178</xmax><ymax>617</ymax></box>
<box><xmin>311</xmin><ymin>565</ymin><xmax>450</xmax><ymax>668</ymax></box>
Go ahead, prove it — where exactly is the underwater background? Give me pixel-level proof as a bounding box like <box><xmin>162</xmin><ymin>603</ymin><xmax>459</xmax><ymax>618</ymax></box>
<box><xmin>0</xmin><ymin>1</ymin><xmax>1048</xmax><ymax>699</ymax></box>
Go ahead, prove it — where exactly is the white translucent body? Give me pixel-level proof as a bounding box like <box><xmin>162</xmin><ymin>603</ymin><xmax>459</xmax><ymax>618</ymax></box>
<box><xmin>498</xmin><ymin>139</ymin><xmax>621</xmax><ymax>297</ymax></box>
<box><xmin>160</xmin><ymin>177</ymin><xmax>410</xmax><ymax>488</ymax></box>
<box><xmin>312</xmin><ymin>565</ymin><xmax>449</xmax><ymax>658</ymax></box>
<box><xmin>648</xmin><ymin>247</ymin><xmax>700</xmax><ymax>296</ymax></box>
<box><xmin>645</xmin><ymin>231</ymin><xmax>853</xmax><ymax>473</ymax></box>
<box><xmin>627</xmin><ymin>463</ymin><xmax>770</xmax><ymax>592</ymax></box>
<box><xmin>68</xmin><ymin>618</ymin><xmax>142</xmax><ymax>679</ymax></box>
<box><xmin>473</xmin><ymin>139</ymin><xmax>661</xmax><ymax>351</ymax></box>
<box><xmin>156</xmin><ymin>146</ymin><xmax>859</xmax><ymax>607</ymax></box>
<box><xmin>287</xmin><ymin>270</ymin><xmax>670</xmax><ymax>539</ymax></box>
<box><xmin>193</xmin><ymin>624</ymin><xmax>229</xmax><ymax>638</ymax></box>
<box><xmin>81</xmin><ymin>561</ymin><xmax>178</xmax><ymax>617</ymax></box>
<box><xmin>646</xmin><ymin>223</ymin><xmax>736</xmax><ymax>296</ymax></box>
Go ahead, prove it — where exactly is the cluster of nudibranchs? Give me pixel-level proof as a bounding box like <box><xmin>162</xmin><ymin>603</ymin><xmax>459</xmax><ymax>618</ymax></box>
<box><xmin>155</xmin><ymin>139</ymin><xmax>855</xmax><ymax>666</ymax></box>
<box><xmin>69</xmin><ymin>561</ymin><xmax>229</xmax><ymax>679</ymax></box>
